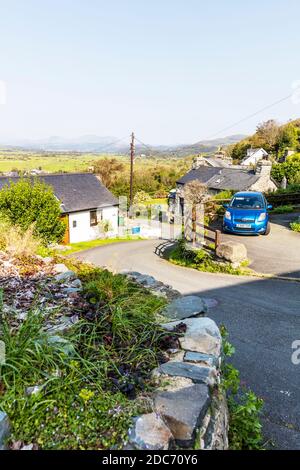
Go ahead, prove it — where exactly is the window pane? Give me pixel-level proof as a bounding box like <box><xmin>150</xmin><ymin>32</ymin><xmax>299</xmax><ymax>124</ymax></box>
<box><xmin>90</xmin><ymin>210</ymin><xmax>97</xmax><ymax>226</ymax></box>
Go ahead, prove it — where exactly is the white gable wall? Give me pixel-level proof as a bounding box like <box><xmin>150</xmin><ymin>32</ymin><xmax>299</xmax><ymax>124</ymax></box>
<box><xmin>68</xmin><ymin>206</ymin><xmax>119</xmax><ymax>243</ymax></box>
<box><xmin>241</xmin><ymin>149</ymin><xmax>267</xmax><ymax>166</ymax></box>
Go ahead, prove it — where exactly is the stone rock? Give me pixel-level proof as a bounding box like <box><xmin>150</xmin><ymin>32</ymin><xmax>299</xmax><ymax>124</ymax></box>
<box><xmin>169</xmin><ymin>350</ymin><xmax>185</xmax><ymax>362</ymax></box>
<box><xmin>162</xmin><ymin>317</ymin><xmax>221</xmax><ymax>357</ymax></box>
<box><xmin>216</xmin><ymin>241</ymin><xmax>247</xmax><ymax>263</ymax></box>
<box><xmin>25</xmin><ymin>384</ymin><xmax>45</xmax><ymax>396</ymax></box>
<box><xmin>200</xmin><ymin>392</ymin><xmax>229</xmax><ymax>450</ymax></box>
<box><xmin>47</xmin><ymin>336</ymin><xmax>76</xmax><ymax>356</ymax></box>
<box><xmin>0</xmin><ymin>412</ymin><xmax>10</xmax><ymax>450</ymax></box>
<box><xmin>158</xmin><ymin>376</ymin><xmax>194</xmax><ymax>392</ymax></box>
<box><xmin>53</xmin><ymin>263</ymin><xmax>69</xmax><ymax>274</ymax></box>
<box><xmin>162</xmin><ymin>296</ymin><xmax>207</xmax><ymax>320</ymax></box>
<box><xmin>70</xmin><ymin>279</ymin><xmax>82</xmax><ymax>289</ymax></box>
<box><xmin>63</xmin><ymin>287</ymin><xmax>81</xmax><ymax>294</ymax></box>
<box><xmin>154</xmin><ymin>384</ymin><xmax>210</xmax><ymax>447</ymax></box>
<box><xmin>156</xmin><ymin>362</ymin><xmax>217</xmax><ymax>386</ymax></box>
<box><xmin>45</xmin><ymin>315</ymin><xmax>79</xmax><ymax>334</ymax></box>
<box><xmin>184</xmin><ymin>351</ymin><xmax>219</xmax><ymax>368</ymax></box>
<box><xmin>128</xmin><ymin>413</ymin><xmax>173</xmax><ymax>450</ymax></box>
<box><xmin>21</xmin><ymin>444</ymin><xmax>34</xmax><ymax>451</ymax></box>
<box><xmin>54</xmin><ymin>270</ymin><xmax>76</xmax><ymax>282</ymax></box>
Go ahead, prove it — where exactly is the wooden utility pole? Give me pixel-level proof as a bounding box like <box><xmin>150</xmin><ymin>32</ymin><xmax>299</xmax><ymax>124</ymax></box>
<box><xmin>129</xmin><ymin>132</ymin><xmax>135</xmax><ymax>210</ymax></box>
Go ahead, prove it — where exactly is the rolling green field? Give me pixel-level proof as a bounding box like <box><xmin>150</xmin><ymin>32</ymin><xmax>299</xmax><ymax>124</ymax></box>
<box><xmin>0</xmin><ymin>150</ymin><xmax>187</xmax><ymax>173</ymax></box>
<box><xmin>0</xmin><ymin>151</ymin><xmax>126</xmax><ymax>173</ymax></box>
<box><xmin>0</xmin><ymin>150</ymin><xmax>191</xmax><ymax>199</ymax></box>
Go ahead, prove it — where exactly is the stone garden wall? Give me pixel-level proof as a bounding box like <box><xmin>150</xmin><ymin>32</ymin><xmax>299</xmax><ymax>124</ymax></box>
<box><xmin>123</xmin><ymin>272</ymin><xmax>229</xmax><ymax>450</ymax></box>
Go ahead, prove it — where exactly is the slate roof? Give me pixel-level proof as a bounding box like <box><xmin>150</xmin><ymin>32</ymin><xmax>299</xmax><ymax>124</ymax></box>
<box><xmin>202</xmin><ymin>157</ymin><xmax>231</xmax><ymax>168</ymax></box>
<box><xmin>177</xmin><ymin>167</ymin><xmax>260</xmax><ymax>191</ymax></box>
<box><xmin>0</xmin><ymin>173</ymin><xmax>119</xmax><ymax>213</ymax></box>
<box><xmin>177</xmin><ymin>167</ymin><xmax>221</xmax><ymax>185</ymax></box>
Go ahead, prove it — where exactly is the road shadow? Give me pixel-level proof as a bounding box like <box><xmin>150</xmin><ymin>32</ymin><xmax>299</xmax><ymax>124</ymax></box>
<box><xmin>127</xmin><ymin>263</ymin><xmax>300</xmax><ymax>450</ymax></box>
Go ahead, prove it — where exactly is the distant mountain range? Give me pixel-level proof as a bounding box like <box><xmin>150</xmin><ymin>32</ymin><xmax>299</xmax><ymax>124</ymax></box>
<box><xmin>0</xmin><ymin>134</ymin><xmax>247</xmax><ymax>156</ymax></box>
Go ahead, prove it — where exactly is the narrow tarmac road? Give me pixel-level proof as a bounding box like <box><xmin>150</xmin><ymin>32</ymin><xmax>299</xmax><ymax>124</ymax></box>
<box><xmin>75</xmin><ymin>239</ymin><xmax>300</xmax><ymax>449</ymax></box>
<box><xmin>211</xmin><ymin>212</ymin><xmax>300</xmax><ymax>278</ymax></box>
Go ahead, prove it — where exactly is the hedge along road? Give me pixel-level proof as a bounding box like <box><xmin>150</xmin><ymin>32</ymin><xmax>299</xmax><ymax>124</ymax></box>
<box><xmin>75</xmin><ymin>236</ymin><xmax>300</xmax><ymax>450</ymax></box>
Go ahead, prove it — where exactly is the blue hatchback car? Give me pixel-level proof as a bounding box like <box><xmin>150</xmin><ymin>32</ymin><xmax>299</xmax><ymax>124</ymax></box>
<box><xmin>222</xmin><ymin>191</ymin><xmax>272</xmax><ymax>235</ymax></box>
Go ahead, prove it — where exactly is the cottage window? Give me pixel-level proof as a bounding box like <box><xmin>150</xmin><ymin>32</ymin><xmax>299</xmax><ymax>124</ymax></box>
<box><xmin>90</xmin><ymin>210</ymin><xmax>98</xmax><ymax>226</ymax></box>
<box><xmin>72</xmin><ymin>220</ymin><xmax>77</xmax><ymax>228</ymax></box>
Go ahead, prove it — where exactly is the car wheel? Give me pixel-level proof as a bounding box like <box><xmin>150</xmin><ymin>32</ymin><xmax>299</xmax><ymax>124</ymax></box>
<box><xmin>263</xmin><ymin>222</ymin><xmax>271</xmax><ymax>235</ymax></box>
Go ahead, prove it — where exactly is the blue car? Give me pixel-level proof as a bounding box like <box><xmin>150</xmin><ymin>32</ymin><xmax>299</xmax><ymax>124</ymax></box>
<box><xmin>222</xmin><ymin>191</ymin><xmax>272</xmax><ymax>235</ymax></box>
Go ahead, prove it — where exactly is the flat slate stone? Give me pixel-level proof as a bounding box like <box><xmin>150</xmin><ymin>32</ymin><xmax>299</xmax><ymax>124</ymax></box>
<box><xmin>184</xmin><ymin>351</ymin><xmax>218</xmax><ymax>368</ymax></box>
<box><xmin>162</xmin><ymin>317</ymin><xmax>221</xmax><ymax>357</ymax></box>
<box><xmin>158</xmin><ymin>362</ymin><xmax>216</xmax><ymax>386</ymax></box>
<box><xmin>128</xmin><ymin>413</ymin><xmax>173</xmax><ymax>450</ymax></box>
<box><xmin>54</xmin><ymin>271</ymin><xmax>76</xmax><ymax>282</ymax></box>
<box><xmin>162</xmin><ymin>296</ymin><xmax>207</xmax><ymax>320</ymax></box>
<box><xmin>0</xmin><ymin>411</ymin><xmax>10</xmax><ymax>450</ymax></box>
<box><xmin>154</xmin><ymin>384</ymin><xmax>210</xmax><ymax>447</ymax></box>
<box><xmin>53</xmin><ymin>263</ymin><xmax>69</xmax><ymax>274</ymax></box>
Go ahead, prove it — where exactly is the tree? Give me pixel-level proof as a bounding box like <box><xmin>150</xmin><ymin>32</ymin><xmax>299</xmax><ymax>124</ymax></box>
<box><xmin>271</xmin><ymin>161</ymin><xmax>300</xmax><ymax>185</ymax></box>
<box><xmin>93</xmin><ymin>158</ymin><xmax>125</xmax><ymax>188</ymax></box>
<box><xmin>0</xmin><ymin>179</ymin><xmax>65</xmax><ymax>243</ymax></box>
<box><xmin>255</xmin><ymin>120</ymin><xmax>280</xmax><ymax>152</ymax></box>
<box><xmin>184</xmin><ymin>180</ymin><xmax>209</xmax><ymax>244</ymax></box>
<box><xmin>276</xmin><ymin>123</ymin><xmax>299</xmax><ymax>152</ymax></box>
<box><xmin>133</xmin><ymin>190</ymin><xmax>152</xmax><ymax>206</ymax></box>
<box><xmin>184</xmin><ymin>180</ymin><xmax>208</xmax><ymax>205</ymax></box>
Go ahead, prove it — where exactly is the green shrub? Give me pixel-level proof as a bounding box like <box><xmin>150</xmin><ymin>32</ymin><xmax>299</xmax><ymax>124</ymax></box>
<box><xmin>0</xmin><ymin>179</ymin><xmax>65</xmax><ymax>243</ymax></box>
<box><xmin>214</xmin><ymin>190</ymin><xmax>233</xmax><ymax>200</ymax></box>
<box><xmin>290</xmin><ymin>220</ymin><xmax>300</xmax><ymax>232</ymax></box>
<box><xmin>169</xmin><ymin>240</ymin><xmax>245</xmax><ymax>275</ymax></box>
<box><xmin>271</xmin><ymin>205</ymin><xmax>294</xmax><ymax>214</ymax></box>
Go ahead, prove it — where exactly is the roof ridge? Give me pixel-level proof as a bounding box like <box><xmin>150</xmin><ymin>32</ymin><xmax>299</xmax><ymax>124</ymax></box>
<box><xmin>0</xmin><ymin>171</ymin><xmax>96</xmax><ymax>179</ymax></box>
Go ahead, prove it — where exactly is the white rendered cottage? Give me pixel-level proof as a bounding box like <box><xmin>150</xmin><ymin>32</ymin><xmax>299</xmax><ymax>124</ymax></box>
<box><xmin>240</xmin><ymin>148</ymin><xmax>269</xmax><ymax>166</ymax></box>
<box><xmin>0</xmin><ymin>173</ymin><xmax>119</xmax><ymax>243</ymax></box>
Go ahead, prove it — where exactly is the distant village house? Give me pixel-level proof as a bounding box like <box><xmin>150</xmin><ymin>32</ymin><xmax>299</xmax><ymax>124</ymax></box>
<box><xmin>240</xmin><ymin>148</ymin><xmax>269</xmax><ymax>166</ymax></box>
<box><xmin>169</xmin><ymin>153</ymin><xmax>277</xmax><ymax>216</ymax></box>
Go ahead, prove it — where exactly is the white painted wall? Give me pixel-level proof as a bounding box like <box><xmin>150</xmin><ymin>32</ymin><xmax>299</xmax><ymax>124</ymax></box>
<box><xmin>68</xmin><ymin>206</ymin><xmax>119</xmax><ymax>243</ymax></box>
<box><xmin>241</xmin><ymin>149</ymin><xmax>267</xmax><ymax>166</ymax></box>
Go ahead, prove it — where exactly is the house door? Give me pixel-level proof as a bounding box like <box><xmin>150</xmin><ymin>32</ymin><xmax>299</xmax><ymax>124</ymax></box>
<box><xmin>61</xmin><ymin>215</ymin><xmax>70</xmax><ymax>244</ymax></box>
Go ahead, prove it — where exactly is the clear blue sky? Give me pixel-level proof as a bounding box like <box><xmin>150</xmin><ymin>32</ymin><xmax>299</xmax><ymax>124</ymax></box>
<box><xmin>1</xmin><ymin>0</ymin><xmax>300</xmax><ymax>144</ymax></box>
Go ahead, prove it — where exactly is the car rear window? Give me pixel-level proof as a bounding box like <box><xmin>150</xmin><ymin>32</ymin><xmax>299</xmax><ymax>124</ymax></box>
<box><xmin>230</xmin><ymin>195</ymin><xmax>264</xmax><ymax>209</ymax></box>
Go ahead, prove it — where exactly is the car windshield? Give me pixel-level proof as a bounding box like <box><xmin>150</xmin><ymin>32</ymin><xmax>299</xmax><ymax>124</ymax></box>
<box><xmin>230</xmin><ymin>195</ymin><xmax>264</xmax><ymax>209</ymax></box>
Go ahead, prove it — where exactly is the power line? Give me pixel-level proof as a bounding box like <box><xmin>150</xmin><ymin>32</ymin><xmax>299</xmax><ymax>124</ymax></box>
<box><xmin>134</xmin><ymin>92</ymin><xmax>294</xmax><ymax>153</ymax></box>
<box><xmin>196</xmin><ymin>93</ymin><xmax>293</xmax><ymax>143</ymax></box>
<box><xmin>134</xmin><ymin>136</ymin><xmax>163</xmax><ymax>157</ymax></box>
<box><xmin>95</xmin><ymin>135</ymin><xmax>130</xmax><ymax>153</ymax></box>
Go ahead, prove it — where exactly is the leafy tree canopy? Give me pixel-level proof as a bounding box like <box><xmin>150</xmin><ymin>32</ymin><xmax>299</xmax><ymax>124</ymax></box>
<box><xmin>0</xmin><ymin>179</ymin><xmax>65</xmax><ymax>243</ymax></box>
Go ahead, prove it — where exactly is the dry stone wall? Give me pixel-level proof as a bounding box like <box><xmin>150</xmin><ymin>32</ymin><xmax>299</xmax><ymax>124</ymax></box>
<box><xmin>124</xmin><ymin>272</ymin><xmax>229</xmax><ymax>451</ymax></box>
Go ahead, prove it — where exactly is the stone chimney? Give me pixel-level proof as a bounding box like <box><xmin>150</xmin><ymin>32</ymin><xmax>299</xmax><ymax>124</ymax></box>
<box><xmin>255</xmin><ymin>160</ymin><xmax>272</xmax><ymax>177</ymax></box>
<box><xmin>250</xmin><ymin>160</ymin><xmax>276</xmax><ymax>192</ymax></box>
<box><xmin>192</xmin><ymin>156</ymin><xmax>206</xmax><ymax>169</ymax></box>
